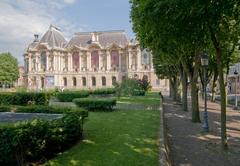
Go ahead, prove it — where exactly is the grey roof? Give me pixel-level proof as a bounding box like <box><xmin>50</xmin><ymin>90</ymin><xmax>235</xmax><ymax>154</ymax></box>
<box><xmin>39</xmin><ymin>25</ymin><xmax>67</xmax><ymax>48</ymax></box>
<box><xmin>27</xmin><ymin>41</ymin><xmax>38</xmax><ymax>49</ymax></box>
<box><xmin>67</xmin><ymin>30</ymin><xmax>129</xmax><ymax>48</ymax></box>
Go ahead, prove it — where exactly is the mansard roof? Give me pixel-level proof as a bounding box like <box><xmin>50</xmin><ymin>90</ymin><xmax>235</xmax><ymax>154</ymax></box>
<box><xmin>39</xmin><ymin>25</ymin><xmax>67</xmax><ymax>48</ymax></box>
<box><xmin>67</xmin><ymin>30</ymin><xmax>129</xmax><ymax>48</ymax></box>
<box><xmin>26</xmin><ymin>27</ymin><xmax>131</xmax><ymax>52</ymax></box>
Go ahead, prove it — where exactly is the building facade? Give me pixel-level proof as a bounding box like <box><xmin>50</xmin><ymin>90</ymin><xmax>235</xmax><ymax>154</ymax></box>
<box><xmin>24</xmin><ymin>25</ymin><xmax>168</xmax><ymax>91</ymax></box>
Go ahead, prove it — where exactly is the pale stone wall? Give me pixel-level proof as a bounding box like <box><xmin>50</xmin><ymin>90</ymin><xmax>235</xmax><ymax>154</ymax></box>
<box><xmin>24</xmin><ymin>41</ymin><xmax>169</xmax><ymax>91</ymax></box>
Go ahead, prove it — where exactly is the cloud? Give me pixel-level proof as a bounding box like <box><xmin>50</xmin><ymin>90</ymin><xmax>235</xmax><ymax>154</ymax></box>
<box><xmin>0</xmin><ymin>0</ymin><xmax>81</xmax><ymax>65</ymax></box>
<box><xmin>63</xmin><ymin>0</ymin><xmax>76</xmax><ymax>4</ymax></box>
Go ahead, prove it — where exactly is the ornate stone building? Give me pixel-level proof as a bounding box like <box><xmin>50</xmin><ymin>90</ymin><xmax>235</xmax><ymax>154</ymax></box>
<box><xmin>24</xmin><ymin>25</ymin><xmax>168</xmax><ymax>91</ymax></box>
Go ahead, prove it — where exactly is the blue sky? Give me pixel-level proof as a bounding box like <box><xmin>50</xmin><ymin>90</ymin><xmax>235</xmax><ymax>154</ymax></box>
<box><xmin>0</xmin><ymin>0</ymin><xmax>134</xmax><ymax>64</ymax></box>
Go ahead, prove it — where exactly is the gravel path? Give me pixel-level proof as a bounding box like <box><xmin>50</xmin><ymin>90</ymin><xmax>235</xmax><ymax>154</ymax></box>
<box><xmin>0</xmin><ymin>112</ymin><xmax>63</xmax><ymax>123</ymax></box>
<box><xmin>163</xmin><ymin>97</ymin><xmax>240</xmax><ymax>166</ymax></box>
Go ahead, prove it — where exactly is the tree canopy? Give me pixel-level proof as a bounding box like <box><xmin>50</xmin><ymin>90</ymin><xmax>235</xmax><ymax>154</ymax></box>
<box><xmin>0</xmin><ymin>52</ymin><xmax>19</xmax><ymax>84</ymax></box>
<box><xmin>130</xmin><ymin>0</ymin><xmax>240</xmax><ymax>150</ymax></box>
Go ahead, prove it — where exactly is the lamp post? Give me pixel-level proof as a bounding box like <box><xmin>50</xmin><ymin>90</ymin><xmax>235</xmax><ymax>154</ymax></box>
<box><xmin>201</xmin><ymin>53</ymin><xmax>209</xmax><ymax>132</ymax></box>
<box><xmin>234</xmin><ymin>69</ymin><xmax>238</xmax><ymax>110</ymax></box>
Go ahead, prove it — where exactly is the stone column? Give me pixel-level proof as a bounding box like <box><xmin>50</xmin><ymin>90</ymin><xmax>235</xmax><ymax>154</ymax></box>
<box><xmin>137</xmin><ymin>48</ymin><xmax>142</xmax><ymax>70</ymax></box>
<box><xmin>128</xmin><ymin>50</ymin><xmax>132</xmax><ymax>70</ymax></box>
<box><xmin>28</xmin><ymin>53</ymin><xmax>32</xmax><ymax>72</ymax></box>
<box><xmin>36</xmin><ymin>53</ymin><xmax>40</xmax><ymax>72</ymax></box>
<box><xmin>79</xmin><ymin>52</ymin><xmax>82</xmax><ymax>71</ymax></box>
<box><xmin>107</xmin><ymin>50</ymin><xmax>111</xmax><ymax>71</ymax></box>
<box><xmin>119</xmin><ymin>50</ymin><xmax>122</xmax><ymax>71</ymax></box>
<box><xmin>87</xmin><ymin>51</ymin><xmax>91</xmax><ymax>71</ymax></box>
<box><xmin>68</xmin><ymin>53</ymin><xmax>72</xmax><ymax>72</ymax></box>
<box><xmin>58</xmin><ymin>54</ymin><xmax>61</xmax><ymax>71</ymax></box>
<box><xmin>99</xmin><ymin>53</ymin><xmax>103</xmax><ymax>71</ymax></box>
<box><xmin>46</xmin><ymin>52</ymin><xmax>50</xmax><ymax>71</ymax></box>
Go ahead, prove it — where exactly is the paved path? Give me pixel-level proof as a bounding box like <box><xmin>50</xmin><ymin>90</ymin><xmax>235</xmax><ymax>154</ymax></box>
<box><xmin>163</xmin><ymin>97</ymin><xmax>240</xmax><ymax>166</ymax></box>
<box><xmin>0</xmin><ymin>112</ymin><xmax>63</xmax><ymax>123</ymax></box>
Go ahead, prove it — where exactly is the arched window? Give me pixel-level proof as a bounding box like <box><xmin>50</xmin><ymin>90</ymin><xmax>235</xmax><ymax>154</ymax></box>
<box><xmin>40</xmin><ymin>52</ymin><xmax>47</xmax><ymax>70</ymax></box>
<box><xmin>73</xmin><ymin>77</ymin><xmax>77</xmax><ymax>87</ymax></box>
<box><xmin>82</xmin><ymin>77</ymin><xmax>86</xmax><ymax>86</ymax></box>
<box><xmin>92</xmin><ymin>77</ymin><xmax>96</xmax><ymax>86</ymax></box>
<box><xmin>63</xmin><ymin>77</ymin><xmax>67</xmax><ymax>86</ymax></box>
<box><xmin>111</xmin><ymin>50</ymin><xmax>119</xmax><ymax>67</ymax></box>
<box><xmin>112</xmin><ymin>76</ymin><xmax>117</xmax><ymax>85</ymax></box>
<box><xmin>102</xmin><ymin>76</ymin><xmax>106</xmax><ymax>86</ymax></box>
<box><xmin>72</xmin><ymin>52</ymin><xmax>79</xmax><ymax>71</ymax></box>
<box><xmin>91</xmin><ymin>51</ymin><xmax>99</xmax><ymax>68</ymax></box>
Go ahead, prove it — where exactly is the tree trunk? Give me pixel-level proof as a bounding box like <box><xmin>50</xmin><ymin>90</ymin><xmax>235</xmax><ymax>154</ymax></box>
<box><xmin>181</xmin><ymin>69</ymin><xmax>188</xmax><ymax>111</ymax></box>
<box><xmin>191</xmin><ymin>79</ymin><xmax>201</xmax><ymax>122</ymax></box>
<box><xmin>169</xmin><ymin>79</ymin><xmax>174</xmax><ymax>98</ymax></box>
<box><xmin>216</xmin><ymin>47</ymin><xmax>228</xmax><ymax>150</ymax></box>
<box><xmin>191</xmin><ymin>55</ymin><xmax>201</xmax><ymax>123</ymax></box>
<box><xmin>211</xmin><ymin>70</ymin><xmax>218</xmax><ymax>102</ymax></box>
<box><xmin>170</xmin><ymin>77</ymin><xmax>178</xmax><ymax>101</ymax></box>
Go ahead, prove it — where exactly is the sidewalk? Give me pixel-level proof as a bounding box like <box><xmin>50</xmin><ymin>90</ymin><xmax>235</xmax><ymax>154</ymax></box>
<box><xmin>163</xmin><ymin>97</ymin><xmax>240</xmax><ymax>166</ymax></box>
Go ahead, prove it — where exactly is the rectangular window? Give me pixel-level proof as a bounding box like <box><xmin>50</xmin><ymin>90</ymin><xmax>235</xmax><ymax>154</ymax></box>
<box><xmin>156</xmin><ymin>79</ymin><xmax>160</xmax><ymax>86</ymax></box>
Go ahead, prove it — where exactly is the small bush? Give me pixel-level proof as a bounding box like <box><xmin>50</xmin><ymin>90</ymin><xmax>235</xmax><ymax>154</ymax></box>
<box><xmin>132</xmin><ymin>89</ymin><xmax>146</xmax><ymax>96</ymax></box>
<box><xmin>0</xmin><ymin>113</ymin><xmax>83</xmax><ymax>165</ymax></box>
<box><xmin>91</xmin><ymin>88</ymin><xmax>116</xmax><ymax>95</ymax></box>
<box><xmin>114</xmin><ymin>78</ymin><xmax>145</xmax><ymax>96</ymax></box>
<box><xmin>56</xmin><ymin>91</ymin><xmax>90</xmax><ymax>102</ymax></box>
<box><xmin>0</xmin><ymin>92</ymin><xmax>50</xmax><ymax>105</ymax></box>
<box><xmin>74</xmin><ymin>98</ymin><xmax>116</xmax><ymax>111</ymax></box>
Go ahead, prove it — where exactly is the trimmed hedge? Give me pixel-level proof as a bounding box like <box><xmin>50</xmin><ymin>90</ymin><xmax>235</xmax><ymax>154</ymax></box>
<box><xmin>0</xmin><ymin>113</ymin><xmax>83</xmax><ymax>166</ymax></box>
<box><xmin>0</xmin><ymin>105</ymin><xmax>88</xmax><ymax>118</ymax></box>
<box><xmin>91</xmin><ymin>88</ymin><xmax>116</xmax><ymax>95</ymax></box>
<box><xmin>132</xmin><ymin>89</ymin><xmax>146</xmax><ymax>96</ymax></box>
<box><xmin>0</xmin><ymin>92</ymin><xmax>50</xmax><ymax>105</ymax></box>
<box><xmin>56</xmin><ymin>90</ymin><xmax>90</xmax><ymax>102</ymax></box>
<box><xmin>74</xmin><ymin>98</ymin><xmax>117</xmax><ymax>111</ymax></box>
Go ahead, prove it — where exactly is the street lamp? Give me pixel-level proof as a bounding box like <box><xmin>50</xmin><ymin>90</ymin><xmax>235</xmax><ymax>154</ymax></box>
<box><xmin>234</xmin><ymin>69</ymin><xmax>238</xmax><ymax>110</ymax></box>
<box><xmin>201</xmin><ymin>53</ymin><xmax>209</xmax><ymax>132</ymax></box>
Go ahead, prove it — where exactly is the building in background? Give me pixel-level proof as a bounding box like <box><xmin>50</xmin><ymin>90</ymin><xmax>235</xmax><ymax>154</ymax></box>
<box><xmin>16</xmin><ymin>66</ymin><xmax>27</xmax><ymax>87</ymax></box>
<box><xmin>24</xmin><ymin>25</ymin><xmax>168</xmax><ymax>91</ymax></box>
<box><xmin>228</xmin><ymin>63</ymin><xmax>240</xmax><ymax>94</ymax></box>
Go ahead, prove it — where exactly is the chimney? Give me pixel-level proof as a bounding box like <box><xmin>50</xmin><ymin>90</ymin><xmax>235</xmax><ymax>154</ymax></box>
<box><xmin>91</xmin><ymin>32</ymin><xmax>99</xmax><ymax>43</ymax></box>
<box><xmin>34</xmin><ymin>34</ymin><xmax>39</xmax><ymax>42</ymax></box>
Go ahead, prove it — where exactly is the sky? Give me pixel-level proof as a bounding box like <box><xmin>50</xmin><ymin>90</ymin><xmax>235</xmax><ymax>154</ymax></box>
<box><xmin>0</xmin><ymin>0</ymin><xmax>134</xmax><ymax>65</ymax></box>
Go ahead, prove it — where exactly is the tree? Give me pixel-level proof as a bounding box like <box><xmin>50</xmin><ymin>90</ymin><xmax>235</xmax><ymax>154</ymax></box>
<box><xmin>130</xmin><ymin>0</ymin><xmax>240</xmax><ymax>150</ymax></box>
<box><xmin>0</xmin><ymin>52</ymin><xmax>19</xmax><ymax>85</ymax></box>
<box><xmin>130</xmin><ymin>0</ymin><xmax>207</xmax><ymax>120</ymax></box>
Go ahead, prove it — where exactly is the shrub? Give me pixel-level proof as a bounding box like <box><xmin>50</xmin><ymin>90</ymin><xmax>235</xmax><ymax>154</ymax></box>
<box><xmin>0</xmin><ymin>92</ymin><xmax>50</xmax><ymax>105</ymax></box>
<box><xmin>74</xmin><ymin>98</ymin><xmax>116</xmax><ymax>111</ymax></box>
<box><xmin>0</xmin><ymin>105</ymin><xmax>88</xmax><ymax>118</ymax></box>
<box><xmin>114</xmin><ymin>78</ymin><xmax>145</xmax><ymax>96</ymax></box>
<box><xmin>91</xmin><ymin>88</ymin><xmax>116</xmax><ymax>95</ymax></box>
<box><xmin>132</xmin><ymin>89</ymin><xmax>146</xmax><ymax>96</ymax></box>
<box><xmin>137</xmin><ymin>77</ymin><xmax>151</xmax><ymax>91</ymax></box>
<box><xmin>0</xmin><ymin>113</ymin><xmax>83</xmax><ymax>165</ymax></box>
<box><xmin>56</xmin><ymin>90</ymin><xmax>90</xmax><ymax>102</ymax></box>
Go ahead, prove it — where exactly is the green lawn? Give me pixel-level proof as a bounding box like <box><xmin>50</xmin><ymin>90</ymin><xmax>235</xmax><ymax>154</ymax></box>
<box><xmin>117</xmin><ymin>92</ymin><xmax>160</xmax><ymax>105</ymax></box>
<box><xmin>45</xmin><ymin>93</ymin><xmax>160</xmax><ymax>166</ymax></box>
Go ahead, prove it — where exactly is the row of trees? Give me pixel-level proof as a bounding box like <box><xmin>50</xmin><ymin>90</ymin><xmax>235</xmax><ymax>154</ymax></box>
<box><xmin>130</xmin><ymin>0</ymin><xmax>240</xmax><ymax>150</ymax></box>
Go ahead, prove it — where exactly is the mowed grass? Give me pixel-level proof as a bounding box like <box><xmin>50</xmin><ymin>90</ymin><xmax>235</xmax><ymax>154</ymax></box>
<box><xmin>118</xmin><ymin>92</ymin><xmax>160</xmax><ymax>105</ymax></box>
<box><xmin>45</xmin><ymin>93</ymin><xmax>160</xmax><ymax>166</ymax></box>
